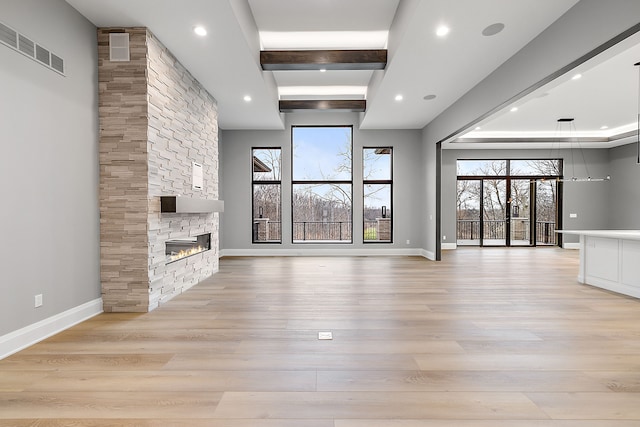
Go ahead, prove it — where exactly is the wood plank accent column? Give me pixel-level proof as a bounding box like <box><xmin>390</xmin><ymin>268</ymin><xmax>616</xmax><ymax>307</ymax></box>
<box><xmin>98</xmin><ymin>28</ymin><xmax>150</xmax><ymax>312</ymax></box>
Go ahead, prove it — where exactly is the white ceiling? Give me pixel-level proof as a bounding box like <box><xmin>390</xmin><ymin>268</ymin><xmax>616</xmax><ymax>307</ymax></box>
<box><xmin>453</xmin><ymin>30</ymin><xmax>640</xmax><ymax>149</ymax></box>
<box><xmin>63</xmin><ymin>0</ymin><xmax>636</xmax><ymax>142</ymax></box>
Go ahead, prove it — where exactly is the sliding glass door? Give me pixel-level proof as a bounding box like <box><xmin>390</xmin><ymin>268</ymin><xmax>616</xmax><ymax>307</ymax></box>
<box><xmin>456</xmin><ymin>159</ymin><xmax>561</xmax><ymax>247</ymax></box>
<box><xmin>482</xmin><ymin>178</ymin><xmax>507</xmax><ymax>246</ymax></box>
<box><xmin>535</xmin><ymin>179</ymin><xmax>558</xmax><ymax>245</ymax></box>
<box><xmin>456</xmin><ymin>180</ymin><xmax>481</xmax><ymax>245</ymax></box>
<box><xmin>509</xmin><ymin>179</ymin><xmax>532</xmax><ymax>246</ymax></box>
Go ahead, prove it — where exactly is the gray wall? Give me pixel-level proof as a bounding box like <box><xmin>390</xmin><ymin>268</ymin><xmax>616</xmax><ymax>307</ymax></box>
<box><xmin>441</xmin><ymin>148</ymin><xmax>612</xmax><ymax>246</ymax></box>
<box><xmin>0</xmin><ymin>0</ymin><xmax>100</xmax><ymax>335</ymax></box>
<box><xmin>220</xmin><ymin>112</ymin><xmax>424</xmax><ymax>252</ymax></box>
<box><xmin>608</xmin><ymin>143</ymin><xmax>640</xmax><ymax>229</ymax></box>
<box><xmin>420</xmin><ymin>132</ymin><xmax>438</xmax><ymax>258</ymax></box>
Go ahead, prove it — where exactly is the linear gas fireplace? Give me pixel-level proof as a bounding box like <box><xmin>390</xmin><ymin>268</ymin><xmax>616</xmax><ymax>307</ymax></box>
<box><xmin>165</xmin><ymin>233</ymin><xmax>211</xmax><ymax>264</ymax></box>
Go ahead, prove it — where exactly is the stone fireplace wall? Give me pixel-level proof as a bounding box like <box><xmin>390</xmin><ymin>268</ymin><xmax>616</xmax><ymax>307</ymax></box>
<box><xmin>98</xmin><ymin>28</ymin><xmax>219</xmax><ymax>312</ymax></box>
<box><xmin>146</xmin><ymin>31</ymin><xmax>219</xmax><ymax>309</ymax></box>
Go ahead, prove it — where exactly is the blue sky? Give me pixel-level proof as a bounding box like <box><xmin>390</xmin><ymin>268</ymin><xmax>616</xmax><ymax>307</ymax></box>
<box><xmin>293</xmin><ymin>126</ymin><xmax>351</xmax><ymax>181</ymax></box>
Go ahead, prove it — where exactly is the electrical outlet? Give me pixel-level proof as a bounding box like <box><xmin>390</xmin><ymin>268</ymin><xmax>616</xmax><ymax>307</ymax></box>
<box><xmin>406</xmin><ymin>239</ymin><xmax>410</xmax><ymax>245</ymax></box>
<box><xmin>34</xmin><ymin>294</ymin><xmax>43</xmax><ymax>308</ymax></box>
<box><xmin>443</xmin><ymin>235</ymin><xmax>447</xmax><ymax>240</ymax></box>
<box><xmin>570</xmin><ymin>213</ymin><xmax>578</xmax><ymax>218</ymax></box>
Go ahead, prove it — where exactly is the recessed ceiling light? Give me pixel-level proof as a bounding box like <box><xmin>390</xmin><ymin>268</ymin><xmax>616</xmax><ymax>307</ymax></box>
<box><xmin>572</xmin><ymin>73</ymin><xmax>582</xmax><ymax>80</ymax></box>
<box><xmin>600</xmin><ymin>125</ymin><xmax>609</xmax><ymax>130</ymax></box>
<box><xmin>319</xmin><ymin>68</ymin><xmax>327</xmax><ymax>73</ymax></box>
<box><xmin>423</xmin><ymin>94</ymin><xmax>436</xmax><ymax>100</ymax></box>
<box><xmin>193</xmin><ymin>26</ymin><xmax>207</xmax><ymax>36</ymax></box>
<box><xmin>475</xmin><ymin>126</ymin><xmax>482</xmax><ymax>130</ymax></box>
<box><xmin>482</xmin><ymin>23</ymin><xmax>505</xmax><ymax>37</ymax></box>
<box><xmin>510</xmin><ymin>107</ymin><xmax>518</xmax><ymax>112</ymax></box>
<box><xmin>243</xmin><ymin>95</ymin><xmax>252</xmax><ymax>102</ymax></box>
<box><xmin>395</xmin><ymin>94</ymin><xmax>404</xmax><ymax>101</ymax></box>
<box><xmin>436</xmin><ymin>25</ymin><xmax>450</xmax><ymax>38</ymax></box>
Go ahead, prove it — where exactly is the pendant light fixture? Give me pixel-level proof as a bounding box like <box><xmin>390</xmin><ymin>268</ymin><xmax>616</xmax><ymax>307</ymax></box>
<box><xmin>555</xmin><ymin>118</ymin><xmax>610</xmax><ymax>182</ymax></box>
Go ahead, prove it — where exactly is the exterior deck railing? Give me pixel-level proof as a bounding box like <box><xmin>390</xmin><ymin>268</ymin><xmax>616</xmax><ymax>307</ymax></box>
<box><xmin>457</xmin><ymin>219</ymin><xmax>556</xmax><ymax>244</ymax></box>
<box><xmin>267</xmin><ymin>222</ymin><xmax>282</xmax><ymax>240</ymax></box>
<box><xmin>535</xmin><ymin>221</ymin><xmax>557</xmax><ymax>244</ymax></box>
<box><xmin>293</xmin><ymin>221</ymin><xmax>352</xmax><ymax>241</ymax></box>
<box><xmin>254</xmin><ymin>220</ymin><xmax>389</xmax><ymax>242</ymax></box>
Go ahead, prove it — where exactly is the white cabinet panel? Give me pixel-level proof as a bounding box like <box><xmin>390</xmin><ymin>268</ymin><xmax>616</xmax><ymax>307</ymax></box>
<box><xmin>621</xmin><ymin>240</ymin><xmax>640</xmax><ymax>287</ymax></box>
<box><xmin>584</xmin><ymin>236</ymin><xmax>619</xmax><ymax>282</ymax></box>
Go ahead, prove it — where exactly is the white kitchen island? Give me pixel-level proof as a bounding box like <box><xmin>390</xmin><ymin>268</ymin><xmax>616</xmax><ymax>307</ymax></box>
<box><xmin>557</xmin><ymin>230</ymin><xmax>640</xmax><ymax>299</ymax></box>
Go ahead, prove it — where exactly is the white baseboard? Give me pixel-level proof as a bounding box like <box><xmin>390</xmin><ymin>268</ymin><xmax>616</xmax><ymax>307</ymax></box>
<box><xmin>420</xmin><ymin>249</ymin><xmax>436</xmax><ymax>260</ymax></box>
<box><xmin>221</xmin><ymin>248</ymin><xmax>426</xmax><ymax>257</ymax></box>
<box><xmin>563</xmin><ymin>243</ymin><xmax>580</xmax><ymax>249</ymax></box>
<box><xmin>0</xmin><ymin>298</ymin><xmax>103</xmax><ymax>360</ymax></box>
<box><xmin>441</xmin><ymin>243</ymin><xmax>457</xmax><ymax>250</ymax></box>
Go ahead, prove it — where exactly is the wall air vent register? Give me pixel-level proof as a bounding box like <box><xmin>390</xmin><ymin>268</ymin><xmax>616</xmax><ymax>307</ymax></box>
<box><xmin>0</xmin><ymin>20</ymin><xmax>65</xmax><ymax>75</ymax></box>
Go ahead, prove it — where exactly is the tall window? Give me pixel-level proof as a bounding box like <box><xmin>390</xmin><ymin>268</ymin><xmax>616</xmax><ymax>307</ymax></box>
<box><xmin>252</xmin><ymin>148</ymin><xmax>281</xmax><ymax>243</ymax></box>
<box><xmin>292</xmin><ymin>126</ymin><xmax>352</xmax><ymax>243</ymax></box>
<box><xmin>363</xmin><ymin>147</ymin><xmax>392</xmax><ymax>243</ymax></box>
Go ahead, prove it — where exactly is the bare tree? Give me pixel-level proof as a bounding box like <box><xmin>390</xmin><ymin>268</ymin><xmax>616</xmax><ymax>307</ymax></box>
<box><xmin>456</xmin><ymin>180</ymin><xmax>479</xmax><ymax>220</ymax></box>
<box><xmin>253</xmin><ymin>149</ymin><xmax>282</xmax><ymax>226</ymax></box>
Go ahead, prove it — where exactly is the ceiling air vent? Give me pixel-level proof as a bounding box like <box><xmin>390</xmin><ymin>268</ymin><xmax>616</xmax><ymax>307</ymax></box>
<box><xmin>0</xmin><ymin>20</ymin><xmax>65</xmax><ymax>76</ymax></box>
<box><xmin>35</xmin><ymin>44</ymin><xmax>50</xmax><ymax>66</ymax></box>
<box><xmin>18</xmin><ymin>34</ymin><xmax>34</xmax><ymax>57</ymax></box>
<box><xmin>0</xmin><ymin>22</ymin><xmax>17</xmax><ymax>48</ymax></box>
<box><xmin>51</xmin><ymin>53</ymin><xmax>64</xmax><ymax>74</ymax></box>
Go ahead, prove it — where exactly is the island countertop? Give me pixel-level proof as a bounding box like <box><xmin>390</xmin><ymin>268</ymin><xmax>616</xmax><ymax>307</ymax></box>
<box><xmin>556</xmin><ymin>230</ymin><xmax>640</xmax><ymax>241</ymax></box>
<box><xmin>557</xmin><ymin>230</ymin><xmax>640</xmax><ymax>299</ymax></box>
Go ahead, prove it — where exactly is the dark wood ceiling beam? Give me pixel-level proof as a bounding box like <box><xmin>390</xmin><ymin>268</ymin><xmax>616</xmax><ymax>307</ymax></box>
<box><xmin>279</xmin><ymin>99</ymin><xmax>366</xmax><ymax>113</ymax></box>
<box><xmin>261</xmin><ymin>49</ymin><xmax>387</xmax><ymax>70</ymax></box>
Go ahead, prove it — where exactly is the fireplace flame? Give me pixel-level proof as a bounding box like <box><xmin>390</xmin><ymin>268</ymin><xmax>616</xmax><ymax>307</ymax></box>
<box><xmin>169</xmin><ymin>245</ymin><xmax>205</xmax><ymax>262</ymax></box>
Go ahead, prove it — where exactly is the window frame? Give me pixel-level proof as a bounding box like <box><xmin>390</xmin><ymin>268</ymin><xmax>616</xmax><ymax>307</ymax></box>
<box><xmin>251</xmin><ymin>147</ymin><xmax>282</xmax><ymax>244</ymax></box>
<box><xmin>291</xmin><ymin>125</ymin><xmax>354</xmax><ymax>244</ymax></box>
<box><xmin>363</xmin><ymin>146</ymin><xmax>393</xmax><ymax>244</ymax></box>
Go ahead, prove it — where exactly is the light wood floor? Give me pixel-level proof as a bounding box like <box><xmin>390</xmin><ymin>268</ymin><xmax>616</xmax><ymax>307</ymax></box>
<box><xmin>2</xmin><ymin>248</ymin><xmax>640</xmax><ymax>426</ymax></box>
